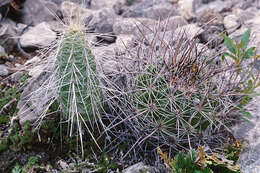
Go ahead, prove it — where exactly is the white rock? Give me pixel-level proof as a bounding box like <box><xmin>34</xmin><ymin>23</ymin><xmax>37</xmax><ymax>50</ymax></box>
<box><xmin>0</xmin><ymin>46</ymin><xmax>5</xmax><ymax>55</ymax></box>
<box><xmin>0</xmin><ymin>64</ymin><xmax>8</xmax><ymax>76</ymax></box>
<box><xmin>224</xmin><ymin>15</ymin><xmax>240</xmax><ymax>33</ymax></box>
<box><xmin>175</xmin><ymin>24</ymin><xmax>204</xmax><ymax>38</ymax></box>
<box><xmin>122</xmin><ymin>162</ymin><xmax>151</xmax><ymax>173</ymax></box>
<box><xmin>20</xmin><ymin>22</ymin><xmax>56</xmax><ymax>48</ymax></box>
<box><xmin>178</xmin><ymin>0</ymin><xmax>195</xmax><ymax>20</ymax></box>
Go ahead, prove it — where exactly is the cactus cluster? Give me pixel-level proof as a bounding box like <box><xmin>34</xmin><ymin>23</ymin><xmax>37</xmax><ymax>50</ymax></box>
<box><xmin>105</xmin><ymin>29</ymin><xmax>260</xmax><ymax>158</ymax></box>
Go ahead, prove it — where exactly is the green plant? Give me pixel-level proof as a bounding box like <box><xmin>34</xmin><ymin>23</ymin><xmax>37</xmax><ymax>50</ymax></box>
<box><xmin>12</xmin><ymin>163</ymin><xmax>22</xmax><ymax>173</ymax></box>
<box><xmin>0</xmin><ymin>73</ymin><xmax>29</xmax><ymax>117</ymax></box>
<box><xmin>0</xmin><ymin>120</ymin><xmax>34</xmax><ymax>153</ymax></box>
<box><xmin>158</xmin><ymin>146</ymin><xmax>241</xmax><ymax>173</ymax></box>
<box><xmin>107</xmin><ymin>27</ymin><xmax>260</xmax><ymax>159</ymax></box>
<box><xmin>54</xmin><ymin>28</ymin><xmax>104</xmax><ymax>156</ymax></box>
<box><xmin>221</xmin><ymin>29</ymin><xmax>260</xmax><ymax>93</ymax></box>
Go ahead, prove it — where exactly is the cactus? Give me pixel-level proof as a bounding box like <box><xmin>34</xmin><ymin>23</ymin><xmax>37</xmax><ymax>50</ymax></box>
<box><xmin>107</xmin><ymin>28</ymin><xmax>260</xmax><ymax>159</ymax></box>
<box><xmin>55</xmin><ymin>29</ymin><xmax>104</xmax><ymax>154</ymax></box>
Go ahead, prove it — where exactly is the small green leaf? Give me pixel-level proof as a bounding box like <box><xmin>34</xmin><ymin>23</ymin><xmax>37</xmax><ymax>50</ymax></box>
<box><xmin>248</xmin><ymin>80</ymin><xmax>253</xmax><ymax>88</ymax></box>
<box><xmin>241</xmin><ymin>111</ymin><xmax>253</xmax><ymax>119</ymax></box>
<box><xmin>222</xmin><ymin>52</ymin><xmax>237</xmax><ymax>61</ymax></box>
<box><xmin>220</xmin><ymin>33</ymin><xmax>236</xmax><ymax>54</ymax></box>
<box><xmin>243</xmin><ymin>47</ymin><xmax>256</xmax><ymax>59</ymax></box>
<box><xmin>240</xmin><ymin>29</ymin><xmax>251</xmax><ymax>49</ymax></box>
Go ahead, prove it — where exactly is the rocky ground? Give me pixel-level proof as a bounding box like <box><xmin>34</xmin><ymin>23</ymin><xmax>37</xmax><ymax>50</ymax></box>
<box><xmin>1</xmin><ymin>0</ymin><xmax>260</xmax><ymax>172</ymax></box>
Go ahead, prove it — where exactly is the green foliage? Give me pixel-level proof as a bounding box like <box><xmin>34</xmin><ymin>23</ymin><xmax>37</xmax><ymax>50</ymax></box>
<box><xmin>173</xmin><ymin>151</ymin><xmax>212</xmax><ymax>173</ymax></box>
<box><xmin>0</xmin><ymin>85</ymin><xmax>21</xmax><ymax>117</ymax></box>
<box><xmin>12</xmin><ymin>163</ymin><xmax>22</xmax><ymax>173</ymax></box>
<box><xmin>220</xmin><ymin>29</ymin><xmax>257</xmax><ymax>64</ymax></box>
<box><xmin>158</xmin><ymin>146</ymin><xmax>242</xmax><ymax>173</ymax></box>
<box><xmin>0</xmin><ymin>73</ymin><xmax>29</xmax><ymax>118</ymax></box>
<box><xmin>11</xmin><ymin>157</ymin><xmax>38</xmax><ymax>173</ymax></box>
<box><xmin>95</xmin><ymin>154</ymin><xmax>119</xmax><ymax>172</ymax></box>
<box><xmin>0</xmin><ymin>120</ymin><xmax>33</xmax><ymax>153</ymax></box>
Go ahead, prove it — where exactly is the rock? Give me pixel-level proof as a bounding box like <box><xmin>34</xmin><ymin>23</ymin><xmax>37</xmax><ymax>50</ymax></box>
<box><xmin>58</xmin><ymin>160</ymin><xmax>69</xmax><ymax>170</ymax></box>
<box><xmin>20</xmin><ymin>0</ymin><xmax>59</xmax><ymax>25</ymax></box>
<box><xmin>232</xmin><ymin>88</ymin><xmax>260</xmax><ymax>173</ymax></box>
<box><xmin>20</xmin><ymin>22</ymin><xmax>56</xmax><ymax>48</ymax></box>
<box><xmin>0</xmin><ymin>20</ymin><xmax>18</xmax><ymax>53</ymax></box>
<box><xmin>163</xmin><ymin>16</ymin><xmax>188</xmax><ymax>31</ymax></box>
<box><xmin>141</xmin><ymin>3</ymin><xmax>178</xmax><ymax>20</ymax></box>
<box><xmin>0</xmin><ymin>13</ymin><xmax>2</xmax><ymax>21</ymax></box>
<box><xmin>122</xmin><ymin>0</ymin><xmax>171</xmax><ymax>18</ymax></box>
<box><xmin>196</xmin><ymin>10</ymin><xmax>224</xmax><ymax>48</ymax></box>
<box><xmin>239</xmin><ymin>0</ymin><xmax>254</xmax><ymax>10</ymax></box>
<box><xmin>17</xmin><ymin>69</ymin><xmax>56</xmax><ymax>125</ymax></box>
<box><xmin>0</xmin><ymin>64</ymin><xmax>8</xmax><ymax>76</ymax></box>
<box><xmin>96</xmin><ymin>34</ymin><xmax>116</xmax><ymax>44</ymax></box>
<box><xmin>0</xmin><ymin>0</ymin><xmax>11</xmax><ymax>7</ymax></box>
<box><xmin>196</xmin><ymin>0</ymin><xmax>233</xmax><ymax>14</ymax></box>
<box><xmin>197</xmin><ymin>10</ymin><xmax>223</xmax><ymax>26</ymax></box>
<box><xmin>122</xmin><ymin>162</ymin><xmax>162</xmax><ymax>173</ymax></box>
<box><xmin>235</xmin><ymin>9</ymin><xmax>256</xmax><ymax>23</ymax></box>
<box><xmin>113</xmin><ymin>18</ymin><xmax>155</xmax><ymax>35</ymax></box>
<box><xmin>116</xmin><ymin>34</ymin><xmax>135</xmax><ymax>52</ymax></box>
<box><xmin>178</xmin><ymin>0</ymin><xmax>196</xmax><ymax>20</ymax></box>
<box><xmin>11</xmin><ymin>72</ymin><xmax>25</xmax><ymax>82</ymax></box>
<box><xmin>91</xmin><ymin>8</ymin><xmax>117</xmax><ymax>33</ymax></box>
<box><xmin>0</xmin><ymin>46</ymin><xmax>5</xmax><ymax>55</ymax></box>
<box><xmin>224</xmin><ymin>14</ymin><xmax>241</xmax><ymax>33</ymax></box>
<box><xmin>198</xmin><ymin>24</ymin><xmax>224</xmax><ymax>48</ymax></box>
<box><xmin>113</xmin><ymin>1</ymin><xmax>124</xmax><ymax>15</ymax></box>
<box><xmin>61</xmin><ymin>1</ymin><xmax>93</xmax><ymax>22</ymax></box>
<box><xmin>175</xmin><ymin>24</ymin><xmax>204</xmax><ymax>38</ymax></box>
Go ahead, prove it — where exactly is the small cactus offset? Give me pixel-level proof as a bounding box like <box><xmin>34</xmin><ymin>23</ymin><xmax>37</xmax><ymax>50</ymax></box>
<box><xmin>55</xmin><ymin>29</ymin><xmax>103</xmax><ymax>151</ymax></box>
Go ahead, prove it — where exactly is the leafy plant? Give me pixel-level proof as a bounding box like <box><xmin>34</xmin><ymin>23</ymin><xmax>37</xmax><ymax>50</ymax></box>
<box><xmin>12</xmin><ymin>163</ymin><xmax>22</xmax><ymax>173</ymax></box>
<box><xmin>158</xmin><ymin>146</ymin><xmax>241</xmax><ymax>173</ymax></box>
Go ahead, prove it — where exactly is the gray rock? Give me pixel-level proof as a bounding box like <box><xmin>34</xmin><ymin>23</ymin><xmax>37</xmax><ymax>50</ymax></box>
<box><xmin>122</xmin><ymin>162</ymin><xmax>163</xmax><ymax>173</ymax></box>
<box><xmin>60</xmin><ymin>1</ymin><xmax>93</xmax><ymax>22</ymax></box>
<box><xmin>0</xmin><ymin>20</ymin><xmax>18</xmax><ymax>53</ymax></box>
<box><xmin>196</xmin><ymin>0</ymin><xmax>233</xmax><ymax>13</ymax></box>
<box><xmin>11</xmin><ymin>72</ymin><xmax>25</xmax><ymax>82</ymax></box>
<box><xmin>17</xmin><ymin>68</ymin><xmax>56</xmax><ymax>125</ymax></box>
<box><xmin>20</xmin><ymin>22</ymin><xmax>56</xmax><ymax>48</ymax></box>
<box><xmin>232</xmin><ymin>88</ymin><xmax>260</xmax><ymax>173</ymax></box>
<box><xmin>91</xmin><ymin>8</ymin><xmax>117</xmax><ymax>33</ymax></box>
<box><xmin>178</xmin><ymin>0</ymin><xmax>196</xmax><ymax>20</ymax></box>
<box><xmin>21</xmin><ymin>0</ymin><xmax>59</xmax><ymax>25</ymax></box>
<box><xmin>0</xmin><ymin>64</ymin><xmax>8</xmax><ymax>76</ymax></box>
<box><xmin>0</xmin><ymin>46</ymin><xmax>5</xmax><ymax>55</ymax></box>
<box><xmin>175</xmin><ymin>24</ymin><xmax>204</xmax><ymax>38</ymax></box>
<box><xmin>0</xmin><ymin>0</ymin><xmax>11</xmax><ymax>7</ymax></box>
<box><xmin>122</xmin><ymin>0</ymin><xmax>172</xmax><ymax>18</ymax></box>
<box><xmin>113</xmin><ymin>18</ymin><xmax>155</xmax><ymax>35</ymax></box>
<box><xmin>0</xmin><ymin>13</ymin><xmax>2</xmax><ymax>21</ymax></box>
<box><xmin>235</xmin><ymin>9</ymin><xmax>256</xmax><ymax>23</ymax></box>
<box><xmin>163</xmin><ymin>16</ymin><xmax>188</xmax><ymax>31</ymax></box>
<box><xmin>224</xmin><ymin>14</ymin><xmax>241</xmax><ymax>33</ymax></box>
<box><xmin>142</xmin><ymin>3</ymin><xmax>178</xmax><ymax>20</ymax></box>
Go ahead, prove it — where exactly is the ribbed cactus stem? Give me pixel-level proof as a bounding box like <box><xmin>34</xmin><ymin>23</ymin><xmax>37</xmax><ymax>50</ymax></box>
<box><xmin>55</xmin><ymin>30</ymin><xmax>102</xmax><ymax>153</ymax></box>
